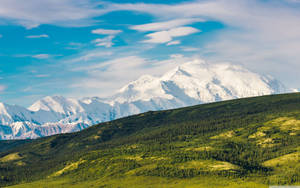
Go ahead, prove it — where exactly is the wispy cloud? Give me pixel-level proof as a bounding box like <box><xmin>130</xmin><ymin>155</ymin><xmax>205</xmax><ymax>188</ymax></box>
<box><xmin>0</xmin><ymin>0</ymin><xmax>107</xmax><ymax>28</ymax></box>
<box><xmin>131</xmin><ymin>18</ymin><xmax>202</xmax><ymax>46</ymax></box>
<box><xmin>92</xmin><ymin>36</ymin><xmax>115</xmax><ymax>48</ymax></box>
<box><xmin>68</xmin><ymin>50</ymin><xmax>113</xmax><ymax>63</ymax></box>
<box><xmin>167</xmin><ymin>40</ymin><xmax>181</xmax><ymax>46</ymax></box>
<box><xmin>92</xmin><ymin>29</ymin><xmax>122</xmax><ymax>35</ymax></box>
<box><xmin>91</xmin><ymin>28</ymin><xmax>122</xmax><ymax>48</ymax></box>
<box><xmin>65</xmin><ymin>42</ymin><xmax>84</xmax><ymax>50</ymax></box>
<box><xmin>32</xmin><ymin>54</ymin><xmax>50</xmax><ymax>59</ymax></box>
<box><xmin>26</xmin><ymin>34</ymin><xmax>49</xmax><ymax>38</ymax></box>
<box><xmin>181</xmin><ymin>47</ymin><xmax>200</xmax><ymax>52</ymax></box>
<box><xmin>144</xmin><ymin>27</ymin><xmax>199</xmax><ymax>44</ymax></box>
<box><xmin>131</xmin><ymin>18</ymin><xmax>204</xmax><ymax>32</ymax></box>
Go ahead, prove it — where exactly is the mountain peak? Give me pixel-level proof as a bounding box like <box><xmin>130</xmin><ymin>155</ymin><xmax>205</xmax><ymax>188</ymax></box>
<box><xmin>119</xmin><ymin>74</ymin><xmax>158</xmax><ymax>92</ymax></box>
<box><xmin>28</xmin><ymin>95</ymin><xmax>84</xmax><ymax>115</ymax></box>
<box><xmin>28</xmin><ymin>95</ymin><xmax>65</xmax><ymax>112</ymax></box>
<box><xmin>111</xmin><ymin>59</ymin><xmax>287</xmax><ymax>105</ymax></box>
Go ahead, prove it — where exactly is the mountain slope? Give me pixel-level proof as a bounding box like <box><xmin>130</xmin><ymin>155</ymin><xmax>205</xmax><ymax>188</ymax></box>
<box><xmin>0</xmin><ymin>93</ymin><xmax>299</xmax><ymax>187</ymax></box>
<box><xmin>0</xmin><ymin>59</ymin><xmax>288</xmax><ymax>139</ymax></box>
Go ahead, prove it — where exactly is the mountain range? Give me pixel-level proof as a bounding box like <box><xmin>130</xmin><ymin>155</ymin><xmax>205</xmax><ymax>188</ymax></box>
<box><xmin>0</xmin><ymin>59</ymin><xmax>288</xmax><ymax>139</ymax></box>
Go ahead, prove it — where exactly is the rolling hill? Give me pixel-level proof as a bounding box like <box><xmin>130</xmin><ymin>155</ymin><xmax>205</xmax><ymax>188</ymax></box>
<box><xmin>0</xmin><ymin>93</ymin><xmax>299</xmax><ymax>187</ymax></box>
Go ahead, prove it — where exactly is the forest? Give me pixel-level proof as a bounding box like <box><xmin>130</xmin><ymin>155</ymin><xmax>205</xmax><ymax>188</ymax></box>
<box><xmin>0</xmin><ymin>93</ymin><xmax>299</xmax><ymax>187</ymax></box>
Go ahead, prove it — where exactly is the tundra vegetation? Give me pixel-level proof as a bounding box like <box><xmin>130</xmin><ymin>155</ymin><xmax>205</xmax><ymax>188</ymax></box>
<box><xmin>0</xmin><ymin>93</ymin><xmax>299</xmax><ymax>187</ymax></box>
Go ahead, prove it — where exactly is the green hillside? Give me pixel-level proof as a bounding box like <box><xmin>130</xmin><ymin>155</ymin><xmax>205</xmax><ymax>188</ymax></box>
<box><xmin>0</xmin><ymin>93</ymin><xmax>300</xmax><ymax>188</ymax></box>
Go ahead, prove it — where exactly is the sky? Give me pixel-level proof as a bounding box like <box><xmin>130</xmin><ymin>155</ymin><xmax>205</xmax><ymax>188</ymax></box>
<box><xmin>0</xmin><ymin>0</ymin><xmax>300</xmax><ymax>106</ymax></box>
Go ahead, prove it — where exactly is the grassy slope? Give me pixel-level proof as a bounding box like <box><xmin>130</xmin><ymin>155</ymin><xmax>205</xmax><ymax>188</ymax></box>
<box><xmin>0</xmin><ymin>93</ymin><xmax>300</xmax><ymax>187</ymax></box>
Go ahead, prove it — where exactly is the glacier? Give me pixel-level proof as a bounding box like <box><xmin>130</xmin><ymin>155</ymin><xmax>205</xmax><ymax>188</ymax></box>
<box><xmin>0</xmin><ymin>59</ymin><xmax>288</xmax><ymax>139</ymax></box>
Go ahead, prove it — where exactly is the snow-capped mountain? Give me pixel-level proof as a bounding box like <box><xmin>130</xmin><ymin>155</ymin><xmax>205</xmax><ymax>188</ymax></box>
<box><xmin>0</xmin><ymin>59</ymin><xmax>288</xmax><ymax>139</ymax></box>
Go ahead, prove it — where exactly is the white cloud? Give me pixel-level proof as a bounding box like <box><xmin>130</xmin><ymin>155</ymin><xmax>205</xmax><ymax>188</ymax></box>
<box><xmin>0</xmin><ymin>0</ymin><xmax>107</xmax><ymax>28</ymax></box>
<box><xmin>144</xmin><ymin>31</ymin><xmax>172</xmax><ymax>43</ymax></box>
<box><xmin>131</xmin><ymin>18</ymin><xmax>204</xmax><ymax>31</ymax></box>
<box><xmin>110</xmin><ymin>1</ymin><xmax>300</xmax><ymax>45</ymax></box>
<box><xmin>181</xmin><ymin>47</ymin><xmax>200</xmax><ymax>52</ymax></box>
<box><xmin>69</xmin><ymin>51</ymin><xmax>113</xmax><ymax>63</ymax></box>
<box><xmin>131</xmin><ymin>18</ymin><xmax>201</xmax><ymax>46</ymax></box>
<box><xmin>91</xmin><ymin>29</ymin><xmax>122</xmax><ymax>48</ymax></box>
<box><xmin>32</xmin><ymin>54</ymin><xmax>50</xmax><ymax>59</ymax></box>
<box><xmin>109</xmin><ymin>1</ymin><xmax>229</xmax><ymax>20</ymax></box>
<box><xmin>92</xmin><ymin>35</ymin><xmax>115</xmax><ymax>48</ymax></box>
<box><xmin>168</xmin><ymin>27</ymin><xmax>200</xmax><ymax>37</ymax></box>
<box><xmin>26</xmin><ymin>34</ymin><xmax>49</xmax><ymax>38</ymax></box>
<box><xmin>92</xmin><ymin>29</ymin><xmax>122</xmax><ymax>35</ymax></box>
<box><xmin>0</xmin><ymin>34</ymin><xmax>2</xmax><ymax>38</ymax></box>
<box><xmin>144</xmin><ymin>27</ymin><xmax>199</xmax><ymax>44</ymax></box>
<box><xmin>167</xmin><ymin>40</ymin><xmax>181</xmax><ymax>46</ymax></box>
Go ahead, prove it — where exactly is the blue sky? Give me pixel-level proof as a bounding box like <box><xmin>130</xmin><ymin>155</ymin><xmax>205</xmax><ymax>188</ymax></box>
<box><xmin>0</xmin><ymin>0</ymin><xmax>300</xmax><ymax>106</ymax></box>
